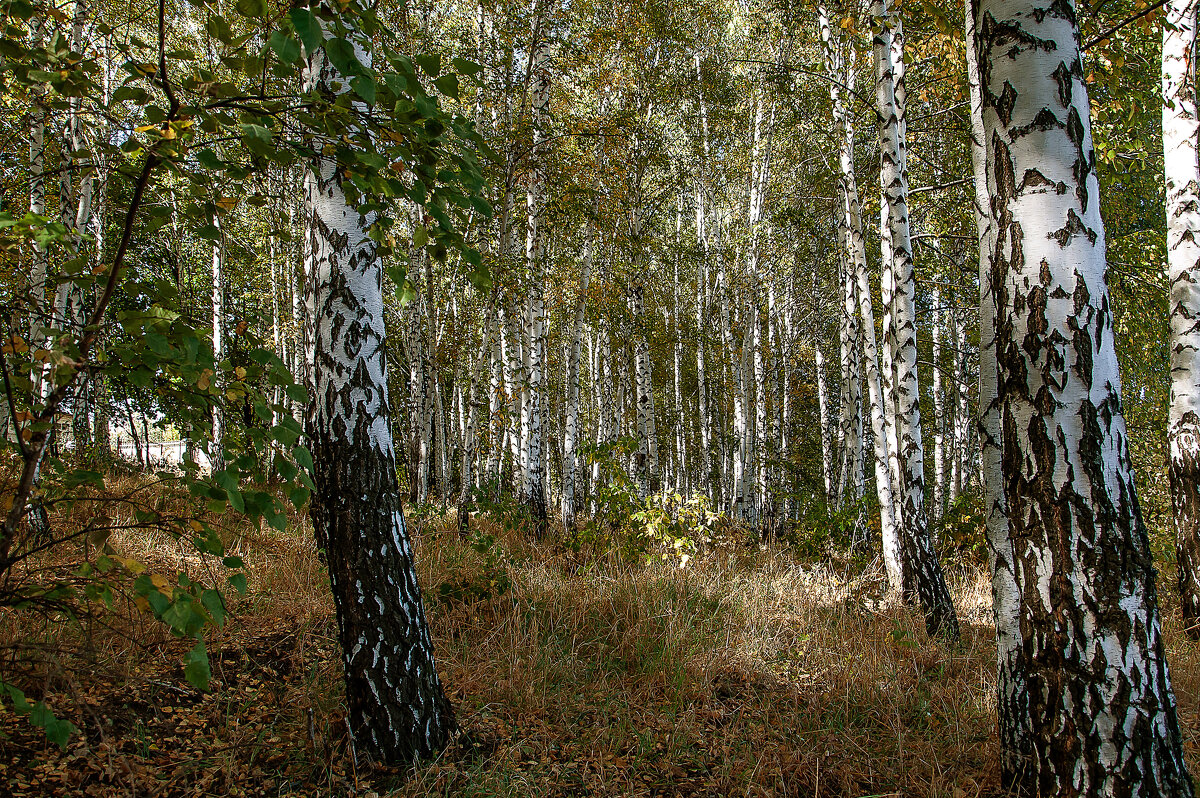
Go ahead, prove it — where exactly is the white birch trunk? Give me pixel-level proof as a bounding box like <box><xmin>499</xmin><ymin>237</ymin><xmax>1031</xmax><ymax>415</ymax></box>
<box><xmin>976</xmin><ymin>0</ymin><xmax>1192</xmax><ymax>789</ymax></box>
<box><xmin>561</xmin><ymin>219</ymin><xmax>593</xmax><ymax>530</ymax></box>
<box><xmin>1164</xmin><ymin>0</ymin><xmax>1200</xmax><ymax>638</ymax></box>
<box><xmin>301</xmin><ymin>27</ymin><xmax>452</xmax><ymax>763</ymax></box>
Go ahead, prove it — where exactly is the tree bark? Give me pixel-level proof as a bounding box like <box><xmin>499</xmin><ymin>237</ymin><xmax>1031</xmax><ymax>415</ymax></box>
<box><xmin>975</xmin><ymin>0</ymin><xmax>1193</xmax><ymax>791</ymax></box>
<box><xmin>302</xmin><ymin>29</ymin><xmax>454</xmax><ymax>765</ymax></box>
<box><xmin>1164</xmin><ymin>0</ymin><xmax>1200</xmax><ymax>639</ymax></box>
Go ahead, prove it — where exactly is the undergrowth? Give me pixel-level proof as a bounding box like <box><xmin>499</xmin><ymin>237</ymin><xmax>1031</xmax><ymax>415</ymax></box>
<box><xmin>2</xmin><ymin>474</ymin><xmax>1199</xmax><ymax>797</ymax></box>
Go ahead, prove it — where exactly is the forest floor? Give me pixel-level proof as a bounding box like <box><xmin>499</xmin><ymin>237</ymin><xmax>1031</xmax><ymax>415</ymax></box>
<box><xmin>3</xmin><ymin>485</ymin><xmax>1200</xmax><ymax>797</ymax></box>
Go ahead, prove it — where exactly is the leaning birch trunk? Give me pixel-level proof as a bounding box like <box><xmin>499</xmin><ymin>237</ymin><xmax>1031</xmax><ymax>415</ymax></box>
<box><xmin>1164</xmin><ymin>0</ymin><xmax>1200</xmax><ymax>639</ymax></box>
<box><xmin>819</xmin><ymin>0</ymin><xmax>895</xmax><ymax>552</ymax></box>
<box><xmin>302</xmin><ymin>30</ymin><xmax>453</xmax><ymax>764</ymax></box>
<box><xmin>561</xmin><ymin>221</ymin><xmax>593</xmax><ymax>530</ymax></box>
<box><xmin>975</xmin><ymin>0</ymin><xmax>1193</xmax><ymax>791</ymax></box>
<box><xmin>873</xmin><ymin>0</ymin><xmax>956</xmax><ymax>638</ymax></box>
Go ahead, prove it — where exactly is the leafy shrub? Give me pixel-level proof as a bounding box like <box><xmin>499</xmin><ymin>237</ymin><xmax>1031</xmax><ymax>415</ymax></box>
<box><xmin>435</xmin><ymin>531</ymin><xmax>512</xmax><ymax>607</ymax></box>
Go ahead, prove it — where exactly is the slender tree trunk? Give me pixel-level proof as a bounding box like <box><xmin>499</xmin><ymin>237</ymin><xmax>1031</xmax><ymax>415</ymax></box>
<box><xmin>820</xmin><ymin>1</ymin><xmax>894</xmax><ymax>550</ymax></box>
<box><xmin>631</xmin><ymin>279</ymin><xmax>659</xmax><ymax>498</ymax></box>
<box><xmin>211</xmin><ymin>217</ymin><xmax>226</xmax><ymax>472</ymax></box>
<box><xmin>975</xmin><ymin>0</ymin><xmax>1193</xmax><ymax>791</ymax></box>
<box><xmin>562</xmin><ymin>219</ymin><xmax>593</xmax><ymax>530</ymax></box>
<box><xmin>966</xmin><ymin>0</ymin><xmax>1024</xmax><ymax>760</ymax></box>
<box><xmin>873</xmin><ymin>0</ymin><xmax>956</xmax><ymax>638</ymax></box>
<box><xmin>522</xmin><ymin>0</ymin><xmax>551</xmax><ymax>530</ymax></box>
<box><xmin>302</xmin><ymin>29</ymin><xmax>453</xmax><ymax>765</ymax></box>
<box><xmin>931</xmin><ymin>283</ymin><xmax>946</xmax><ymax>520</ymax></box>
<box><xmin>1164</xmin><ymin>0</ymin><xmax>1200</xmax><ymax>639</ymax></box>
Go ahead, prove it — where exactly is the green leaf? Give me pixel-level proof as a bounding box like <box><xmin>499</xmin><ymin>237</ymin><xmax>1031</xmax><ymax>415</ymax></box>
<box><xmin>270</xmin><ymin>31</ymin><xmax>302</xmax><ymax>63</ymax></box>
<box><xmin>228</xmin><ymin>572</ymin><xmax>248</xmax><ymax>595</ymax></box>
<box><xmin>200</xmin><ymin>589</ymin><xmax>227</xmax><ymax>626</ymax></box>
<box><xmin>234</xmin><ymin>0</ymin><xmax>266</xmax><ymax>18</ymax></box>
<box><xmin>293</xmin><ymin>446</ymin><xmax>313</xmax><ymax>474</ymax></box>
<box><xmin>324</xmin><ymin>38</ymin><xmax>363</xmax><ymax>78</ymax></box>
<box><xmin>397</xmin><ymin>277</ymin><xmax>418</xmax><ymax>305</ymax></box>
<box><xmin>290</xmin><ymin>8</ymin><xmax>324</xmax><ymax>54</ymax></box>
<box><xmin>433</xmin><ymin>74</ymin><xmax>459</xmax><ymax>99</ymax></box>
<box><xmin>414</xmin><ymin>53</ymin><xmax>440</xmax><ymax>77</ymax></box>
<box><xmin>351</xmin><ymin>74</ymin><xmax>376</xmax><ymax>104</ymax></box>
<box><xmin>451</xmin><ymin>57</ymin><xmax>483</xmax><ymax>77</ymax></box>
<box><xmin>467</xmin><ymin>264</ymin><xmax>492</xmax><ymax>291</ymax></box>
<box><xmin>183</xmin><ymin>641</ymin><xmax>211</xmax><ymax>690</ymax></box>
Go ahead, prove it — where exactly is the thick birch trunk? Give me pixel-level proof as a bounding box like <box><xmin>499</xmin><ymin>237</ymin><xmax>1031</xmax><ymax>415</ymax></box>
<box><xmin>975</xmin><ymin>0</ymin><xmax>1192</xmax><ymax>791</ymax></box>
<box><xmin>302</xmin><ymin>33</ymin><xmax>453</xmax><ymax>764</ymax></box>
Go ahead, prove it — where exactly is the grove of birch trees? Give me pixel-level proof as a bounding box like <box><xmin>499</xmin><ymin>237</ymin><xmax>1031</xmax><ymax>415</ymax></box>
<box><xmin>2</xmin><ymin>0</ymin><xmax>1199</xmax><ymax>792</ymax></box>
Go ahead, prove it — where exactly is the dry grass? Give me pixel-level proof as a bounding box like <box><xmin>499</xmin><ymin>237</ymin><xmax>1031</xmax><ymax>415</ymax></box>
<box><xmin>2</xmin><ymin>482</ymin><xmax>1200</xmax><ymax>797</ymax></box>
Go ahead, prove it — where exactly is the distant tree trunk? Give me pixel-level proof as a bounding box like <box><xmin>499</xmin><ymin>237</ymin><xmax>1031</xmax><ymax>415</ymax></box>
<box><xmin>815</xmin><ymin>340</ymin><xmax>834</xmax><ymax>503</ymax></box>
<box><xmin>458</xmin><ymin>315</ymin><xmax>489</xmax><ymax>535</ymax></box>
<box><xmin>28</xmin><ymin>16</ymin><xmax>48</xmax><ymax>393</ymax></box>
<box><xmin>931</xmin><ymin>283</ymin><xmax>946</xmax><ymax>520</ymax></box>
<box><xmin>501</xmin><ymin>298</ymin><xmax>524</xmax><ymax>492</ymax></box>
<box><xmin>210</xmin><ymin>216</ymin><xmax>226</xmax><ymax>473</ymax></box>
<box><xmin>522</xmin><ymin>0</ymin><xmax>551</xmax><ymax>530</ymax></box>
<box><xmin>975</xmin><ymin>0</ymin><xmax>1193</xmax><ymax>791</ymax></box>
<box><xmin>1164</xmin><ymin>0</ymin><xmax>1200</xmax><ymax>639</ymax></box>
<box><xmin>302</xmin><ymin>28</ymin><xmax>453</xmax><ymax>765</ymax></box>
<box><xmin>485</xmin><ymin>303</ymin><xmax>504</xmax><ymax>490</ymax></box>
<box><xmin>562</xmin><ymin>220</ymin><xmax>593</xmax><ymax>530</ymax></box>
<box><xmin>631</xmin><ymin>278</ymin><xmax>659</xmax><ymax>498</ymax></box>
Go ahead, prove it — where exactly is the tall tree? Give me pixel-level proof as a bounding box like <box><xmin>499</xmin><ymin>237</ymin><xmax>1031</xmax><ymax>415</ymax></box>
<box><xmin>974</xmin><ymin>0</ymin><xmax>1192</xmax><ymax>791</ymax></box>
<box><xmin>1164</xmin><ymin>0</ymin><xmax>1200</xmax><ymax>639</ymax></box>
<box><xmin>872</xmin><ymin>0</ymin><xmax>957</xmax><ymax>640</ymax></box>
<box><xmin>301</xmin><ymin>17</ymin><xmax>454</xmax><ymax>764</ymax></box>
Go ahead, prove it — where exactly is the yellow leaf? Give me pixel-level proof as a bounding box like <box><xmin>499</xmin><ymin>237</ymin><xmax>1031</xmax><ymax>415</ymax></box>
<box><xmin>2</xmin><ymin>335</ymin><xmax>28</xmax><ymax>355</ymax></box>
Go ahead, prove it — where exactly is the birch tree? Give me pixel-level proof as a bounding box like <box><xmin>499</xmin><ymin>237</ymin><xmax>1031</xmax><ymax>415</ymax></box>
<box><xmin>300</xmin><ymin>14</ymin><xmax>454</xmax><ymax>764</ymax></box>
<box><xmin>1164</xmin><ymin>0</ymin><xmax>1200</xmax><ymax>639</ymax></box>
<box><xmin>974</xmin><ymin>0</ymin><xmax>1192</xmax><ymax>790</ymax></box>
<box><xmin>871</xmin><ymin>0</ymin><xmax>958</xmax><ymax>639</ymax></box>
